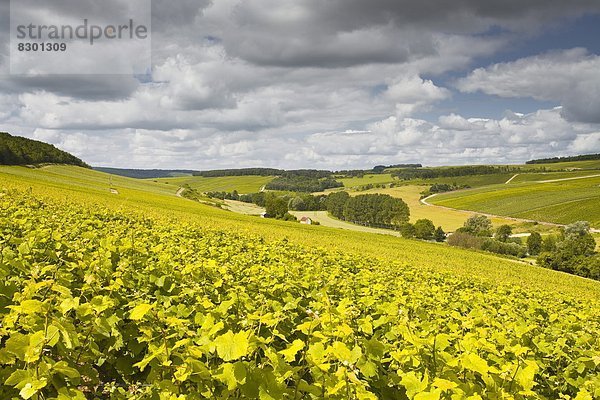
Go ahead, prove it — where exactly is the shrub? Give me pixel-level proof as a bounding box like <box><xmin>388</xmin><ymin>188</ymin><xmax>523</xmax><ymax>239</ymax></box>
<box><xmin>414</xmin><ymin>219</ymin><xmax>435</xmax><ymax>240</ymax></box>
<box><xmin>482</xmin><ymin>239</ymin><xmax>527</xmax><ymax>258</ymax></box>
<box><xmin>447</xmin><ymin>232</ymin><xmax>485</xmax><ymax>250</ymax></box>
<box><xmin>434</xmin><ymin>226</ymin><xmax>446</xmax><ymax>242</ymax></box>
<box><xmin>399</xmin><ymin>223</ymin><xmax>415</xmax><ymax>239</ymax></box>
<box><xmin>495</xmin><ymin>225</ymin><xmax>513</xmax><ymax>242</ymax></box>
<box><xmin>527</xmin><ymin>232</ymin><xmax>542</xmax><ymax>256</ymax></box>
<box><xmin>463</xmin><ymin>215</ymin><xmax>493</xmax><ymax>237</ymax></box>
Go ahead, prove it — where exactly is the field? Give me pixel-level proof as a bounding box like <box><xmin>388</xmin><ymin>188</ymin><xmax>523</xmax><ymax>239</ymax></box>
<box><xmin>510</xmin><ymin>171</ymin><xmax>600</xmax><ymax>183</ymax></box>
<box><xmin>431</xmin><ymin>175</ymin><xmax>600</xmax><ymax>228</ymax></box>
<box><xmin>521</xmin><ymin>159</ymin><xmax>600</xmax><ymax>171</ymax></box>
<box><xmin>0</xmin><ymin>165</ymin><xmax>178</xmax><ymax>197</ymax></box>
<box><xmin>354</xmin><ymin>185</ymin><xmax>524</xmax><ymax>231</ymax></box>
<box><xmin>1</xmin><ymin>166</ymin><xmax>599</xmax><ymax>399</ymax></box>
<box><xmin>338</xmin><ymin>174</ymin><xmax>396</xmax><ymax>188</ymax></box>
<box><xmin>223</xmin><ymin>199</ymin><xmax>265</xmax><ymax>215</ymax></box>
<box><xmin>339</xmin><ymin>173</ymin><xmax>516</xmax><ymax>190</ymax></box>
<box><xmin>156</xmin><ymin>175</ymin><xmax>274</xmax><ymax>194</ymax></box>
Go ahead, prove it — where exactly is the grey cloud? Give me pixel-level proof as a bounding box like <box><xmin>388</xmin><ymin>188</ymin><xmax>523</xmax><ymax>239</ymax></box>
<box><xmin>1</xmin><ymin>0</ymin><xmax>598</xmax><ymax>169</ymax></box>
<box><xmin>303</xmin><ymin>0</ymin><xmax>600</xmax><ymax>32</ymax></box>
<box><xmin>0</xmin><ymin>76</ymin><xmax>140</xmax><ymax>100</ymax></box>
<box><xmin>198</xmin><ymin>0</ymin><xmax>600</xmax><ymax>68</ymax></box>
<box><xmin>151</xmin><ymin>0</ymin><xmax>211</xmax><ymax>32</ymax></box>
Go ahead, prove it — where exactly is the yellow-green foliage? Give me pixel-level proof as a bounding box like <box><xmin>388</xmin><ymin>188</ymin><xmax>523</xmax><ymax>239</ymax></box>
<box><xmin>1</xmin><ymin>189</ymin><xmax>599</xmax><ymax>399</ymax></box>
<box><xmin>0</xmin><ymin>166</ymin><xmax>599</xmax><ymax>398</ymax></box>
<box><xmin>0</xmin><ymin>166</ymin><xmax>598</xmax><ymax>298</ymax></box>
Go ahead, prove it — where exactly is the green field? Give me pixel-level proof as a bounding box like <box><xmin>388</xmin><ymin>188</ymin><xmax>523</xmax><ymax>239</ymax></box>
<box><xmin>431</xmin><ymin>175</ymin><xmax>600</xmax><ymax>228</ymax></box>
<box><xmin>409</xmin><ymin>173</ymin><xmax>516</xmax><ymax>188</ymax></box>
<box><xmin>510</xmin><ymin>171</ymin><xmax>600</xmax><ymax>183</ymax></box>
<box><xmin>338</xmin><ymin>173</ymin><xmax>396</xmax><ymax>188</ymax></box>
<box><xmin>0</xmin><ymin>166</ymin><xmax>599</xmax><ymax>399</ymax></box>
<box><xmin>155</xmin><ymin>175</ymin><xmax>274</xmax><ymax>194</ymax></box>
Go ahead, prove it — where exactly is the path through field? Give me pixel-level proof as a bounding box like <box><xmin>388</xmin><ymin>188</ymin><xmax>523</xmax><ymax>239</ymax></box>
<box><xmin>505</xmin><ymin>174</ymin><xmax>519</xmax><ymax>184</ymax></box>
<box><xmin>536</xmin><ymin>174</ymin><xmax>600</xmax><ymax>183</ymax></box>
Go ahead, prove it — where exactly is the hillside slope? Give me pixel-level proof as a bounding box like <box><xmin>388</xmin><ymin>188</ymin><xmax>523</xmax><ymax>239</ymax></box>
<box><xmin>0</xmin><ymin>132</ymin><xmax>89</xmax><ymax>167</ymax></box>
<box><xmin>431</xmin><ymin>175</ymin><xmax>600</xmax><ymax>228</ymax></box>
<box><xmin>0</xmin><ymin>165</ymin><xmax>598</xmax><ymax>399</ymax></box>
<box><xmin>0</xmin><ymin>165</ymin><xmax>598</xmax><ymax>298</ymax></box>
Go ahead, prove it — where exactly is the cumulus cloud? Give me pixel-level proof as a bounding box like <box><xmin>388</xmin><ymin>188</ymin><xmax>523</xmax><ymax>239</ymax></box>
<box><xmin>18</xmin><ymin>107</ymin><xmax>595</xmax><ymax>170</ymax></box>
<box><xmin>383</xmin><ymin>76</ymin><xmax>450</xmax><ymax>117</ymax></box>
<box><xmin>0</xmin><ymin>0</ymin><xmax>599</xmax><ymax>168</ymax></box>
<box><xmin>456</xmin><ymin>48</ymin><xmax>600</xmax><ymax>123</ymax></box>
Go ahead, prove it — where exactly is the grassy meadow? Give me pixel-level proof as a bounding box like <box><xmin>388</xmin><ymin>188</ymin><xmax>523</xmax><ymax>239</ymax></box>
<box><xmin>155</xmin><ymin>175</ymin><xmax>274</xmax><ymax>194</ymax></box>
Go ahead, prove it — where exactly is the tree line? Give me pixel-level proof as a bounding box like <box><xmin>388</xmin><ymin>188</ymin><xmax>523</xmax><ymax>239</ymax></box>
<box><xmin>94</xmin><ymin>168</ymin><xmax>196</xmax><ymax>179</ymax></box>
<box><xmin>194</xmin><ymin>168</ymin><xmax>284</xmax><ymax>177</ymax></box>
<box><xmin>391</xmin><ymin>165</ymin><xmax>519</xmax><ymax>180</ymax></box>
<box><xmin>265</xmin><ymin>175</ymin><xmax>343</xmax><ymax>192</ymax></box>
<box><xmin>536</xmin><ymin>222</ymin><xmax>599</xmax><ymax>280</ymax></box>
<box><xmin>326</xmin><ymin>192</ymin><xmax>410</xmax><ymax>228</ymax></box>
<box><xmin>445</xmin><ymin>215</ymin><xmax>599</xmax><ymax>280</ymax></box>
<box><xmin>526</xmin><ymin>153</ymin><xmax>600</xmax><ymax>164</ymax></box>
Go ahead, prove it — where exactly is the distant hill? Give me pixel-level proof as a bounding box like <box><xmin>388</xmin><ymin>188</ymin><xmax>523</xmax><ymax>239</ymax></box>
<box><xmin>94</xmin><ymin>167</ymin><xmax>197</xmax><ymax>179</ymax></box>
<box><xmin>193</xmin><ymin>168</ymin><xmax>284</xmax><ymax>177</ymax></box>
<box><xmin>526</xmin><ymin>153</ymin><xmax>600</xmax><ymax>164</ymax></box>
<box><xmin>0</xmin><ymin>132</ymin><xmax>89</xmax><ymax>167</ymax></box>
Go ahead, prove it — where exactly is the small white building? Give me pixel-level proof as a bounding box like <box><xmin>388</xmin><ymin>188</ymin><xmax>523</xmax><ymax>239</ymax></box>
<box><xmin>299</xmin><ymin>216</ymin><xmax>313</xmax><ymax>225</ymax></box>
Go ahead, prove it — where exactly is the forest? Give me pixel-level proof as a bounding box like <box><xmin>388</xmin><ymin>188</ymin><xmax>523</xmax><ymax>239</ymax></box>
<box><xmin>0</xmin><ymin>132</ymin><xmax>89</xmax><ymax>167</ymax></box>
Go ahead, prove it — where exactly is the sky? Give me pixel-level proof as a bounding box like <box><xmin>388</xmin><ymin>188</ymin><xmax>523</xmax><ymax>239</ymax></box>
<box><xmin>1</xmin><ymin>0</ymin><xmax>600</xmax><ymax>170</ymax></box>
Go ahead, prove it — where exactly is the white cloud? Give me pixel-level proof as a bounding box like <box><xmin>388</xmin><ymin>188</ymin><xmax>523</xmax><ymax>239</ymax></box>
<box><xmin>456</xmin><ymin>48</ymin><xmax>600</xmax><ymax>123</ymax></box>
<box><xmin>383</xmin><ymin>76</ymin><xmax>450</xmax><ymax>117</ymax></box>
<box><xmin>568</xmin><ymin>132</ymin><xmax>600</xmax><ymax>154</ymax></box>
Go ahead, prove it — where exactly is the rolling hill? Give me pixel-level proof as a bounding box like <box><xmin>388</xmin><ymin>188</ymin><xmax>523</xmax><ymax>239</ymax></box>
<box><xmin>0</xmin><ymin>132</ymin><xmax>89</xmax><ymax>167</ymax></box>
<box><xmin>0</xmin><ymin>160</ymin><xmax>599</xmax><ymax>398</ymax></box>
<box><xmin>430</xmin><ymin>173</ymin><xmax>600</xmax><ymax>228</ymax></box>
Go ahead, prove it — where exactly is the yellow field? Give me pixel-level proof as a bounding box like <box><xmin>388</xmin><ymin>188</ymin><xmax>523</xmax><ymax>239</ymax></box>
<box><xmin>0</xmin><ymin>165</ymin><xmax>597</xmax><ymax>300</ymax></box>
<box><xmin>351</xmin><ymin>185</ymin><xmax>525</xmax><ymax>231</ymax></box>
<box><xmin>1</xmin><ymin>165</ymin><xmax>599</xmax><ymax>399</ymax></box>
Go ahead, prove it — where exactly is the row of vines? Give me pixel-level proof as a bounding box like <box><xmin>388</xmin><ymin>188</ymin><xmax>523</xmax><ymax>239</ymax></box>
<box><xmin>0</xmin><ymin>189</ymin><xmax>599</xmax><ymax>399</ymax></box>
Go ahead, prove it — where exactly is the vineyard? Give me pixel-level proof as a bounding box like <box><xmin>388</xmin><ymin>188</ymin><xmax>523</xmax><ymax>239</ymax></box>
<box><xmin>431</xmin><ymin>176</ymin><xmax>600</xmax><ymax>228</ymax></box>
<box><xmin>1</xmin><ymin>186</ymin><xmax>599</xmax><ymax>399</ymax></box>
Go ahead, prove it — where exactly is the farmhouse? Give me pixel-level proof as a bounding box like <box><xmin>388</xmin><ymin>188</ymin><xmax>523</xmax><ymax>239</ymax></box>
<box><xmin>299</xmin><ymin>216</ymin><xmax>313</xmax><ymax>225</ymax></box>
